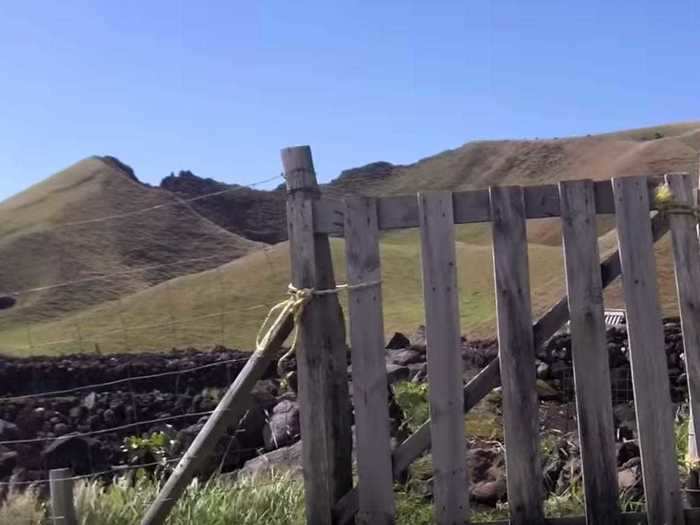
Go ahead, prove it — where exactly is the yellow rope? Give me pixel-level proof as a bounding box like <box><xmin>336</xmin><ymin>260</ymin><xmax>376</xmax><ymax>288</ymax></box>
<box><xmin>655</xmin><ymin>182</ymin><xmax>700</xmax><ymax>219</ymax></box>
<box><xmin>253</xmin><ymin>280</ymin><xmax>381</xmax><ymax>385</ymax></box>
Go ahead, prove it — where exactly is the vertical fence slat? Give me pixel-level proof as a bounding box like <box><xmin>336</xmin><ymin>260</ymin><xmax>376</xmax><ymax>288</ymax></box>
<box><xmin>559</xmin><ymin>180</ymin><xmax>619</xmax><ymax>525</ymax></box>
<box><xmin>666</xmin><ymin>174</ymin><xmax>700</xmax><ymax>465</ymax></box>
<box><xmin>344</xmin><ymin>196</ymin><xmax>395</xmax><ymax>524</ymax></box>
<box><xmin>283</xmin><ymin>146</ymin><xmax>354</xmax><ymax>525</ymax></box>
<box><xmin>490</xmin><ymin>185</ymin><xmax>543</xmax><ymax>525</ymax></box>
<box><xmin>50</xmin><ymin>468</ymin><xmax>77</xmax><ymax>525</ymax></box>
<box><xmin>417</xmin><ymin>191</ymin><xmax>468</xmax><ymax>525</ymax></box>
<box><xmin>612</xmin><ymin>175</ymin><xmax>683</xmax><ymax>525</ymax></box>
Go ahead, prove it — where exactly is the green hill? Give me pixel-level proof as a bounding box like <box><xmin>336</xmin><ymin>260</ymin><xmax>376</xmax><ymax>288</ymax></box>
<box><xmin>0</xmin><ymin>156</ymin><xmax>261</xmax><ymax>348</ymax></box>
<box><xmin>1</xmin><ymin>122</ymin><xmax>698</xmax><ymax>355</ymax></box>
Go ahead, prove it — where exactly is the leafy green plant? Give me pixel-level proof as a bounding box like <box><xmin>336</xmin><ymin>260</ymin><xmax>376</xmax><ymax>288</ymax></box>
<box><xmin>393</xmin><ymin>382</ymin><xmax>429</xmax><ymax>433</ymax></box>
<box><xmin>121</xmin><ymin>429</ymin><xmax>177</xmax><ymax>466</ymax></box>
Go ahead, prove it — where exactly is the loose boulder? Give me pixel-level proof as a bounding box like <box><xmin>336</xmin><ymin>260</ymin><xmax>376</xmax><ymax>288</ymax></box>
<box><xmin>263</xmin><ymin>399</ymin><xmax>300</xmax><ymax>450</ymax></box>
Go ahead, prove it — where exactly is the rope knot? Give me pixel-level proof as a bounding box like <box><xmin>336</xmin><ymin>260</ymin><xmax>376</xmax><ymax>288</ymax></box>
<box><xmin>253</xmin><ymin>279</ymin><xmax>382</xmax><ymax>390</ymax></box>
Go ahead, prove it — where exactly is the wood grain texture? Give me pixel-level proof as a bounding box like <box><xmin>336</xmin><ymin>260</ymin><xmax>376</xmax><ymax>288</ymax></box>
<box><xmin>612</xmin><ymin>175</ymin><xmax>683</xmax><ymax>525</ymax></box>
<box><xmin>283</xmin><ymin>146</ymin><xmax>353</xmax><ymax>525</ymax></box>
<box><xmin>344</xmin><ymin>196</ymin><xmax>395</xmax><ymax>525</ymax></box>
<box><xmin>490</xmin><ymin>185</ymin><xmax>543</xmax><ymax>525</ymax></box>
<box><xmin>559</xmin><ymin>180</ymin><xmax>619</xmax><ymax>525</ymax></box>
<box><xmin>666</xmin><ymin>174</ymin><xmax>700</xmax><ymax>461</ymax></box>
<box><xmin>313</xmin><ymin>178</ymin><xmax>664</xmax><ymax>235</ymax></box>
<box><xmin>417</xmin><ymin>191</ymin><xmax>468</xmax><ymax>524</ymax></box>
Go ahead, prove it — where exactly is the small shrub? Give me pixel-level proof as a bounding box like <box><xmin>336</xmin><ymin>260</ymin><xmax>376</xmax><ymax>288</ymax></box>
<box><xmin>121</xmin><ymin>429</ymin><xmax>177</xmax><ymax>466</ymax></box>
<box><xmin>393</xmin><ymin>382</ymin><xmax>429</xmax><ymax>433</ymax></box>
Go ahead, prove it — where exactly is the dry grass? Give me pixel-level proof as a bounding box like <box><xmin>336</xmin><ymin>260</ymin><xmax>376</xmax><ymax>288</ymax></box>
<box><xmin>0</xmin><ymin>489</ymin><xmax>44</xmax><ymax>524</ymax></box>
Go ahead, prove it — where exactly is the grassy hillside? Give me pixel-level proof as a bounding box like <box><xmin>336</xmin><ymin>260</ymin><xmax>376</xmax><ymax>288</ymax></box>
<box><xmin>0</xmin><ymin>122</ymin><xmax>697</xmax><ymax>356</ymax></box>
<box><xmin>0</xmin><ymin>157</ymin><xmax>261</xmax><ymax>336</ymax></box>
<box><xmin>328</xmin><ymin>122</ymin><xmax>700</xmax><ymax>197</ymax></box>
<box><xmin>0</xmin><ymin>219</ymin><xmax>679</xmax><ymax>356</ymax></box>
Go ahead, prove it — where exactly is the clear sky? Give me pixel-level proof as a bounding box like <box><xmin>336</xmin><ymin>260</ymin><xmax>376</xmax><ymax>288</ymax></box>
<box><xmin>1</xmin><ymin>1</ymin><xmax>699</xmax><ymax>200</ymax></box>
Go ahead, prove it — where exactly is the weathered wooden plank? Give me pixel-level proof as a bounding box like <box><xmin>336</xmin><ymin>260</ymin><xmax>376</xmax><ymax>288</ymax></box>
<box><xmin>559</xmin><ymin>180</ymin><xmax>619</xmax><ymax>525</ymax></box>
<box><xmin>524</xmin><ymin>184</ymin><xmax>560</xmax><ymax>217</ymax></box>
<box><xmin>417</xmin><ymin>191</ymin><xmax>468</xmax><ymax>524</ymax></box>
<box><xmin>344</xmin><ymin>196</ymin><xmax>395</xmax><ymax>525</ymax></box>
<box><xmin>612</xmin><ymin>175</ymin><xmax>683</xmax><ymax>525</ymax></box>
<box><xmin>313</xmin><ymin>179</ymin><xmax>666</xmax><ymax>234</ymax></box>
<box><xmin>490</xmin><ymin>185</ymin><xmax>543</xmax><ymax>525</ymax></box>
<box><xmin>283</xmin><ymin>146</ymin><xmax>353</xmax><ymax>525</ymax></box>
<box><xmin>666</xmin><ymin>174</ymin><xmax>700</xmax><ymax>461</ymax></box>
<box><xmin>378</xmin><ymin>195</ymin><xmax>421</xmax><ymax>230</ymax></box>
<box><xmin>334</xmin><ymin>210</ymin><xmax>672</xmax><ymax>525</ymax></box>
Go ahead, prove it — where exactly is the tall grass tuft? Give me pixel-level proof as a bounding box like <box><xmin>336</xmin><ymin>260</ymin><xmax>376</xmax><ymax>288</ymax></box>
<box><xmin>0</xmin><ymin>489</ymin><xmax>44</xmax><ymax>524</ymax></box>
<box><xmin>74</xmin><ymin>471</ymin><xmax>306</xmax><ymax>525</ymax></box>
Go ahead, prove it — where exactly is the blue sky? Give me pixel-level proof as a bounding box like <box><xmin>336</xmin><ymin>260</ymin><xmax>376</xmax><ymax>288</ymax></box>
<box><xmin>1</xmin><ymin>1</ymin><xmax>699</xmax><ymax>200</ymax></box>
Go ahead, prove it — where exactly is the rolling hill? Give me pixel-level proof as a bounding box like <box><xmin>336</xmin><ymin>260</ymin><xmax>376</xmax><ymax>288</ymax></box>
<box><xmin>1</xmin><ymin>122</ymin><xmax>699</xmax><ymax>355</ymax></box>
<box><xmin>0</xmin><ymin>156</ymin><xmax>261</xmax><ymax>344</ymax></box>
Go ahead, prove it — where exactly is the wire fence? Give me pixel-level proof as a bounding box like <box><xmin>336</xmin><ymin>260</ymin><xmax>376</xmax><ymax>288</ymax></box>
<box><xmin>0</xmin><ymin>173</ymin><xmax>299</xmax><ymax>504</ymax></box>
<box><xmin>0</xmin><ymin>175</ymin><xmax>290</xmax><ymax>355</ymax></box>
<box><xmin>27</xmin><ymin>174</ymin><xmax>284</xmax><ymax>232</ymax></box>
<box><xmin>0</xmin><ymin>356</ymin><xmax>252</xmax><ymax>402</ymax></box>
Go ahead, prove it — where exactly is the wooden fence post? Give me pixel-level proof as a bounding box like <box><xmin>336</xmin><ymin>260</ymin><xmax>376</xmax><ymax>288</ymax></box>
<box><xmin>344</xmin><ymin>196</ymin><xmax>395</xmax><ymax>524</ymax></box>
<box><xmin>49</xmin><ymin>468</ymin><xmax>77</xmax><ymax>525</ymax></box>
<box><xmin>282</xmin><ymin>146</ymin><xmax>353</xmax><ymax>525</ymax></box>
<box><xmin>613</xmin><ymin>176</ymin><xmax>683</xmax><ymax>525</ymax></box>
<box><xmin>559</xmin><ymin>180</ymin><xmax>619</xmax><ymax>524</ymax></box>
<box><xmin>490</xmin><ymin>185</ymin><xmax>544</xmax><ymax>525</ymax></box>
<box><xmin>665</xmin><ymin>172</ymin><xmax>700</xmax><ymax>506</ymax></box>
<box><xmin>418</xmin><ymin>191</ymin><xmax>468</xmax><ymax>524</ymax></box>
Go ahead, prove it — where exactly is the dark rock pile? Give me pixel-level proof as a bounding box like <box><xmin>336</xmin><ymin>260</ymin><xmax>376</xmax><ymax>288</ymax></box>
<box><xmin>0</xmin><ymin>318</ymin><xmax>690</xmax><ymax>506</ymax></box>
<box><xmin>0</xmin><ymin>348</ymin><xmax>293</xmax><ymax>489</ymax></box>
<box><xmin>0</xmin><ymin>347</ymin><xmax>263</xmax><ymax>396</ymax></box>
<box><xmin>538</xmin><ymin>318</ymin><xmax>687</xmax><ymax>404</ymax></box>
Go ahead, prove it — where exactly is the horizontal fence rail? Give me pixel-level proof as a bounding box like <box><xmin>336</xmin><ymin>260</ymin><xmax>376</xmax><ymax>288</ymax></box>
<box><xmin>314</xmin><ymin>176</ymin><xmax>664</xmax><ymax>234</ymax></box>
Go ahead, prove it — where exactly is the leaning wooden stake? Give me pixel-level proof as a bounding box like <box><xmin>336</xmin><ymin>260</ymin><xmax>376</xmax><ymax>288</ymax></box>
<box><xmin>140</xmin><ymin>315</ymin><xmax>294</xmax><ymax>525</ymax></box>
<box><xmin>50</xmin><ymin>468</ymin><xmax>77</xmax><ymax>525</ymax></box>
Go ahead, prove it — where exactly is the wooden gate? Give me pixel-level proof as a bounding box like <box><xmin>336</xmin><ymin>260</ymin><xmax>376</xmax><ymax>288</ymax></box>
<box><xmin>283</xmin><ymin>145</ymin><xmax>700</xmax><ymax>525</ymax></box>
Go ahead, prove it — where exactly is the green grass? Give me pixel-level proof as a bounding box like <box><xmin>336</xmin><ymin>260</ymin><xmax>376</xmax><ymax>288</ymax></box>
<box><xmin>0</xmin><ymin>227</ymin><xmax>570</xmax><ymax>355</ymax></box>
<box><xmin>0</xmin><ymin>471</ymin><xmax>585</xmax><ymax>524</ymax></box>
<box><xmin>0</xmin><ymin>215</ymin><xmax>682</xmax><ymax>357</ymax></box>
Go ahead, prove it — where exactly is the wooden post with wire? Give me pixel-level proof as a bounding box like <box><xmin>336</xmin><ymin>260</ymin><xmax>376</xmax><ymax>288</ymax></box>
<box><xmin>49</xmin><ymin>468</ymin><xmax>77</xmax><ymax>525</ymax></box>
<box><xmin>283</xmin><ymin>145</ymin><xmax>354</xmax><ymax>525</ymax></box>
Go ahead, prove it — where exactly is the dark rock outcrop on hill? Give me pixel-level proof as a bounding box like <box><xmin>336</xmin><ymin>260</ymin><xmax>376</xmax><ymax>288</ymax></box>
<box><xmin>326</xmin><ymin>161</ymin><xmax>397</xmax><ymax>195</ymax></box>
<box><xmin>160</xmin><ymin>171</ymin><xmax>287</xmax><ymax>244</ymax></box>
<box><xmin>97</xmin><ymin>156</ymin><xmax>140</xmax><ymax>184</ymax></box>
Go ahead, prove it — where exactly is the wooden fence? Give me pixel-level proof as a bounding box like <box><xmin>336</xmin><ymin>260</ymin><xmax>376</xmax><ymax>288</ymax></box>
<box><xmin>283</xmin><ymin>145</ymin><xmax>700</xmax><ymax>525</ymax></box>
